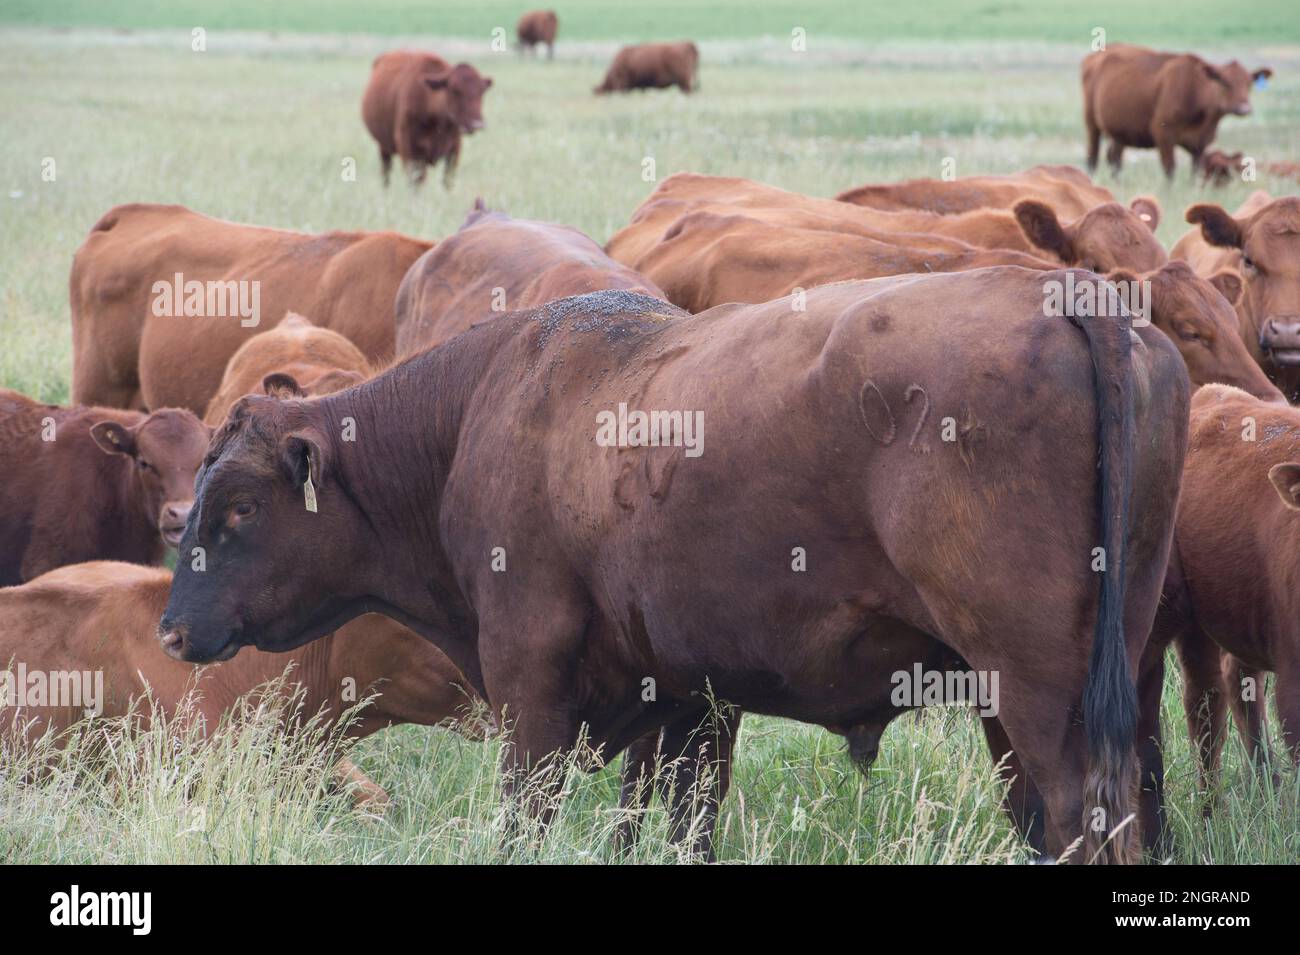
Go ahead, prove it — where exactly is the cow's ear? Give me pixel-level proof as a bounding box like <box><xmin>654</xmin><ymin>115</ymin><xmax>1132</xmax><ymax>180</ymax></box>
<box><xmin>425</xmin><ymin>73</ymin><xmax>450</xmax><ymax>91</ymax></box>
<box><xmin>280</xmin><ymin>431</ymin><xmax>327</xmax><ymax>491</ymax></box>
<box><xmin>1253</xmin><ymin>68</ymin><xmax>1273</xmax><ymax>82</ymax></box>
<box><xmin>263</xmin><ymin>373</ymin><xmax>305</xmax><ymax>400</ymax></box>
<box><xmin>1130</xmin><ymin>197</ymin><xmax>1160</xmax><ymax>231</ymax></box>
<box><xmin>90</xmin><ymin>420</ymin><xmax>138</xmax><ymax>458</ymax></box>
<box><xmin>1186</xmin><ymin>204</ymin><xmax>1244</xmax><ymax>249</ymax></box>
<box><xmin>1014</xmin><ymin>200</ymin><xmax>1073</xmax><ymax>261</ymax></box>
<box><xmin>483</xmin><ymin>76</ymin><xmax>494</xmax><ymax>89</ymax></box>
<box><xmin>1268</xmin><ymin>462</ymin><xmax>1300</xmax><ymax>510</ymax></box>
<box><xmin>1209</xmin><ymin>269</ymin><xmax>1244</xmax><ymax>304</ymax></box>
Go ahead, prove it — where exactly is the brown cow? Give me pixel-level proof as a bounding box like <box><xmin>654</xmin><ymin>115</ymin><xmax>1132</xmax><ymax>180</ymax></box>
<box><xmin>69</xmin><ymin>203</ymin><xmax>430</xmax><ymax>415</ymax></box>
<box><xmin>1107</xmin><ymin>262</ymin><xmax>1282</xmax><ymax>402</ymax></box>
<box><xmin>0</xmin><ymin>561</ymin><xmax>482</xmax><ymax>809</ymax></box>
<box><xmin>1172</xmin><ymin>192</ymin><xmax>1300</xmax><ymax>398</ymax></box>
<box><xmin>835</xmin><ymin>164</ymin><xmax>1115</xmax><ymax>217</ymax></box>
<box><xmin>1140</xmin><ymin>386</ymin><xmax>1300</xmax><ymax>850</ymax></box>
<box><xmin>394</xmin><ymin>201</ymin><xmax>667</xmax><ymax>355</ymax></box>
<box><xmin>159</xmin><ymin>273</ymin><xmax>1190</xmax><ymax>863</ymax></box>
<box><xmin>361</xmin><ymin>51</ymin><xmax>492</xmax><ymax>187</ymax></box>
<box><xmin>1082</xmin><ymin>44</ymin><xmax>1271</xmax><ymax>178</ymax></box>
<box><xmin>609</xmin><ymin>173</ymin><xmax>1165</xmax><ymax>275</ymax></box>
<box><xmin>630</xmin><ymin>209</ymin><xmax>1053</xmax><ymax>311</ymax></box>
<box><xmin>595</xmin><ymin>42</ymin><xmax>698</xmax><ymax>94</ymax></box>
<box><xmin>0</xmin><ymin>389</ymin><xmax>209</xmax><ymax>586</ymax></box>
<box><xmin>517</xmin><ymin>10</ymin><xmax>558</xmax><ymax>59</ymax></box>
<box><xmin>204</xmin><ymin>313</ymin><xmax>369</xmax><ymax>426</ymax></box>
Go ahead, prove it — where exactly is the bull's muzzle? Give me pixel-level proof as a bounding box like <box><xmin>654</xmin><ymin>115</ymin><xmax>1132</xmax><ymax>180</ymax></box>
<box><xmin>1262</xmin><ymin>318</ymin><xmax>1300</xmax><ymax>364</ymax></box>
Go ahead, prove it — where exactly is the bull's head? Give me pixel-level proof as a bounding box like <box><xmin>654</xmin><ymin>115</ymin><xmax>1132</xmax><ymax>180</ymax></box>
<box><xmin>1014</xmin><ymin>198</ymin><xmax>1166</xmax><ymax>273</ymax></box>
<box><xmin>426</xmin><ymin>63</ymin><xmax>493</xmax><ymax>134</ymax></box>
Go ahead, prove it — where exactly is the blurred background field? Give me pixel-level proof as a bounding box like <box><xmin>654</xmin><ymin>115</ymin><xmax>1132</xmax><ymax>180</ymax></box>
<box><xmin>0</xmin><ymin>1</ymin><xmax>1298</xmax><ymax>863</ymax></box>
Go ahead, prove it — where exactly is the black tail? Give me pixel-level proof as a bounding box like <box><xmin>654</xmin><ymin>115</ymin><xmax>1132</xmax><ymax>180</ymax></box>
<box><xmin>1072</xmin><ymin>279</ymin><xmax>1139</xmax><ymax>864</ymax></box>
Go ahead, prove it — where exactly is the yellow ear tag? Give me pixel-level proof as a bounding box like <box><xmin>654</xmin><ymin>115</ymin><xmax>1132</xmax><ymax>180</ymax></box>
<box><xmin>303</xmin><ymin>467</ymin><xmax>318</xmax><ymax>513</ymax></box>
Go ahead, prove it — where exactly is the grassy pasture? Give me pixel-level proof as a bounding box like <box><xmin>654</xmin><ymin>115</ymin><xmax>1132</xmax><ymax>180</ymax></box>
<box><xmin>1</xmin><ymin>3</ymin><xmax>1299</xmax><ymax>863</ymax></box>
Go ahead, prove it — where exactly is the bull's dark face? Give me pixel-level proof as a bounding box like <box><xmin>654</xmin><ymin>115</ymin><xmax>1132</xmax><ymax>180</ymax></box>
<box><xmin>1206</xmin><ymin>61</ymin><xmax>1271</xmax><ymax>116</ymax></box>
<box><xmin>426</xmin><ymin>64</ymin><xmax>493</xmax><ymax>134</ymax></box>
<box><xmin>1014</xmin><ymin>199</ymin><xmax>1166</xmax><ymax>274</ymax></box>
<box><xmin>90</xmin><ymin>409</ymin><xmax>210</xmax><ymax>549</ymax></box>
<box><xmin>158</xmin><ymin>395</ymin><xmax>369</xmax><ymax>663</ymax></box>
<box><xmin>1188</xmin><ymin>199</ymin><xmax>1300</xmax><ymax>367</ymax></box>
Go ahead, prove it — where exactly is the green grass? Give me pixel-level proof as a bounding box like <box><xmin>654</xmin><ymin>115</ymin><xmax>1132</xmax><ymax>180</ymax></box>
<box><xmin>1</xmin><ymin>8</ymin><xmax>1299</xmax><ymax>863</ymax></box>
<box><xmin>4</xmin><ymin>0</ymin><xmax>1300</xmax><ymax>44</ymax></box>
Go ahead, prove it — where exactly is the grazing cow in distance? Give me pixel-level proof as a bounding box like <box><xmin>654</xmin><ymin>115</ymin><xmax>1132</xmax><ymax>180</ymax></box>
<box><xmin>0</xmin><ymin>390</ymin><xmax>209</xmax><ymax>586</ymax></box>
<box><xmin>0</xmin><ymin>561</ymin><xmax>484</xmax><ymax>810</ymax></box>
<box><xmin>204</xmin><ymin>313</ymin><xmax>369</xmax><ymax>426</ymax></box>
<box><xmin>158</xmin><ymin>272</ymin><xmax>1190</xmax><ymax>863</ymax></box>
<box><xmin>362</xmin><ymin>51</ymin><xmax>492</xmax><ymax>187</ymax></box>
<box><xmin>1172</xmin><ymin>192</ymin><xmax>1300</xmax><ymax>398</ymax></box>
<box><xmin>69</xmin><ymin>203</ymin><xmax>429</xmax><ymax>414</ymax></box>
<box><xmin>1082</xmin><ymin>44</ymin><xmax>1271</xmax><ymax>178</ymax></box>
<box><xmin>517</xmin><ymin>10</ymin><xmax>558</xmax><ymax>59</ymax></box>
<box><xmin>1140</xmin><ymin>385</ymin><xmax>1300</xmax><ymax>848</ymax></box>
<box><xmin>394</xmin><ymin>200</ymin><xmax>668</xmax><ymax>354</ymax></box>
<box><xmin>835</xmin><ymin>164</ymin><xmax>1115</xmax><ymax>217</ymax></box>
<box><xmin>595</xmin><ymin>42</ymin><xmax>698</xmax><ymax>94</ymax></box>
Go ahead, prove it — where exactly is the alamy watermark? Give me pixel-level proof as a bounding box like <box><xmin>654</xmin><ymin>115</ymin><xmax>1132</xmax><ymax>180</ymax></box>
<box><xmin>1042</xmin><ymin>272</ymin><xmax>1150</xmax><ymax>327</ymax></box>
<box><xmin>0</xmin><ymin>664</ymin><xmax>104</xmax><ymax>716</ymax></box>
<box><xmin>595</xmin><ymin>402</ymin><xmax>704</xmax><ymax>458</ymax></box>
<box><xmin>151</xmin><ymin>272</ymin><xmax>261</xmax><ymax>327</ymax></box>
<box><xmin>890</xmin><ymin>663</ymin><xmax>999</xmax><ymax>717</ymax></box>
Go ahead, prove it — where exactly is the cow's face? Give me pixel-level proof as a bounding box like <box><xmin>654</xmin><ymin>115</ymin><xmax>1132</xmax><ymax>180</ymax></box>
<box><xmin>1205</xmin><ymin>61</ymin><xmax>1271</xmax><ymax>116</ymax></box>
<box><xmin>426</xmin><ymin>63</ymin><xmax>492</xmax><ymax>134</ymax></box>
<box><xmin>1115</xmin><ymin>262</ymin><xmax>1284</xmax><ymax>402</ymax></box>
<box><xmin>1014</xmin><ymin>199</ymin><xmax>1166</xmax><ymax>273</ymax></box>
<box><xmin>1187</xmin><ymin>198</ymin><xmax>1300</xmax><ymax>366</ymax></box>
<box><xmin>158</xmin><ymin>396</ymin><xmax>370</xmax><ymax>663</ymax></box>
<box><xmin>90</xmin><ymin>409</ymin><xmax>210</xmax><ymax>548</ymax></box>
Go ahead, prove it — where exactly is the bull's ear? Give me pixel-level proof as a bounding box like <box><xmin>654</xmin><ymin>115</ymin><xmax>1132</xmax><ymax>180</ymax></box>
<box><xmin>425</xmin><ymin>73</ymin><xmax>450</xmax><ymax>91</ymax></box>
<box><xmin>280</xmin><ymin>431</ymin><xmax>327</xmax><ymax>492</ymax></box>
<box><xmin>483</xmin><ymin>76</ymin><xmax>494</xmax><ymax>88</ymax></box>
<box><xmin>263</xmin><ymin>373</ymin><xmax>305</xmax><ymax>400</ymax></box>
<box><xmin>90</xmin><ymin>420</ymin><xmax>138</xmax><ymax>458</ymax></box>
<box><xmin>1130</xmin><ymin>197</ymin><xmax>1160</xmax><ymax>231</ymax></box>
<box><xmin>1186</xmin><ymin>204</ymin><xmax>1244</xmax><ymax>248</ymax></box>
<box><xmin>1268</xmin><ymin>462</ymin><xmax>1300</xmax><ymax>510</ymax></box>
<box><xmin>1253</xmin><ymin>68</ymin><xmax>1273</xmax><ymax>82</ymax></box>
<box><xmin>1209</xmin><ymin>269</ymin><xmax>1244</xmax><ymax>304</ymax></box>
<box><xmin>1013</xmin><ymin>200</ymin><xmax>1073</xmax><ymax>261</ymax></box>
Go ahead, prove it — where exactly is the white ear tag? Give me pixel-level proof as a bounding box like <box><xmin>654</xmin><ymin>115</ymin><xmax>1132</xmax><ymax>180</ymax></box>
<box><xmin>303</xmin><ymin>466</ymin><xmax>318</xmax><ymax>513</ymax></box>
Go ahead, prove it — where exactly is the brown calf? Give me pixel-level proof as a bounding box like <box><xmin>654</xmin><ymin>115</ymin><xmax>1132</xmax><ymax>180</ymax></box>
<box><xmin>204</xmin><ymin>314</ymin><xmax>369</xmax><ymax>426</ymax></box>
<box><xmin>0</xmin><ymin>390</ymin><xmax>209</xmax><ymax>586</ymax></box>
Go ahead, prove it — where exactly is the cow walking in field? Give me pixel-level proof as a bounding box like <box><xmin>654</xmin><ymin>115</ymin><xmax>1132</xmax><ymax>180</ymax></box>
<box><xmin>159</xmin><ymin>271</ymin><xmax>1188</xmax><ymax>863</ymax></box>
<box><xmin>362</xmin><ymin>50</ymin><xmax>493</xmax><ymax>187</ymax></box>
<box><xmin>0</xmin><ymin>389</ymin><xmax>209</xmax><ymax>586</ymax></box>
<box><xmin>517</xmin><ymin>10</ymin><xmax>558</xmax><ymax>60</ymax></box>
<box><xmin>1081</xmin><ymin>44</ymin><xmax>1271</xmax><ymax>178</ymax></box>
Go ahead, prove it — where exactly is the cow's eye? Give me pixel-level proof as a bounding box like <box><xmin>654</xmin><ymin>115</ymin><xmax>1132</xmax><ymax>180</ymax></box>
<box><xmin>1242</xmin><ymin>255</ymin><xmax>1257</xmax><ymax>272</ymax></box>
<box><xmin>138</xmin><ymin>458</ymin><xmax>152</xmax><ymax>471</ymax></box>
<box><xmin>233</xmin><ymin>501</ymin><xmax>256</xmax><ymax>518</ymax></box>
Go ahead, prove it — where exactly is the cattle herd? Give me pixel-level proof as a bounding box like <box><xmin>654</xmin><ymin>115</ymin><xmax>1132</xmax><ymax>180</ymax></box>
<box><xmin>3</xmin><ymin>12</ymin><xmax>1299</xmax><ymax>865</ymax></box>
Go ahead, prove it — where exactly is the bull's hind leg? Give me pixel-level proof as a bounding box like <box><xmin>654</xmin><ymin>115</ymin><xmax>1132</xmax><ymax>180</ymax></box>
<box><xmin>1136</xmin><ymin>639</ymin><xmax>1171</xmax><ymax>856</ymax></box>
<box><xmin>379</xmin><ymin>149</ymin><xmax>393</xmax><ymax>187</ymax></box>
<box><xmin>980</xmin><ymin>714</ymin><xmax>1049</xmax><ymax>856</ymax></box>
<box><xmin>1106</xmin><ymin>140</ymin><xmax>1126</xmax><ymax>174</ymax></box>
<box><xmin>1085</xmin><ymin>120</ymin><xmax>1101</xmax><ymax>172</ymax></box>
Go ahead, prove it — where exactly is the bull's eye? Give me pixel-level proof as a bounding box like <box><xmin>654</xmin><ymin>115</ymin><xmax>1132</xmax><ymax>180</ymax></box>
<box><xmin>1242</xmin><ymin>255</ymin><xmax>1257</xmax><ymax>272</ymax></box>
<box><xmin>233</xmin><ymin>501</ymin><xmax>257</xmax><ymax>518</ymax></box>
<box><xmin>138</xmin><ymin>458</ymin><xmax>152</xmax><ymax>472</ymax></box>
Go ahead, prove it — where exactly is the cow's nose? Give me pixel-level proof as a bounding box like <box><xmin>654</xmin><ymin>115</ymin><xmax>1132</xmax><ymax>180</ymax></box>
<box><xmin>1235</xmin><ymin>103</ymin><xmax>1252</xmax><ymax>116</ymax></box>
<box><xmin>157</xmin><ymin>618</ymin><xmax>185</xmax><ymax>655</ymax></box>
<box><xmin>163</xmin><ymin>502</ymin><xmax>192</xmax><ymax>524</ymax></box>
<box><xmin>467</xmin><ymin>119</ymin><xmax>485</xmax><ymax>132</ymax></box>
